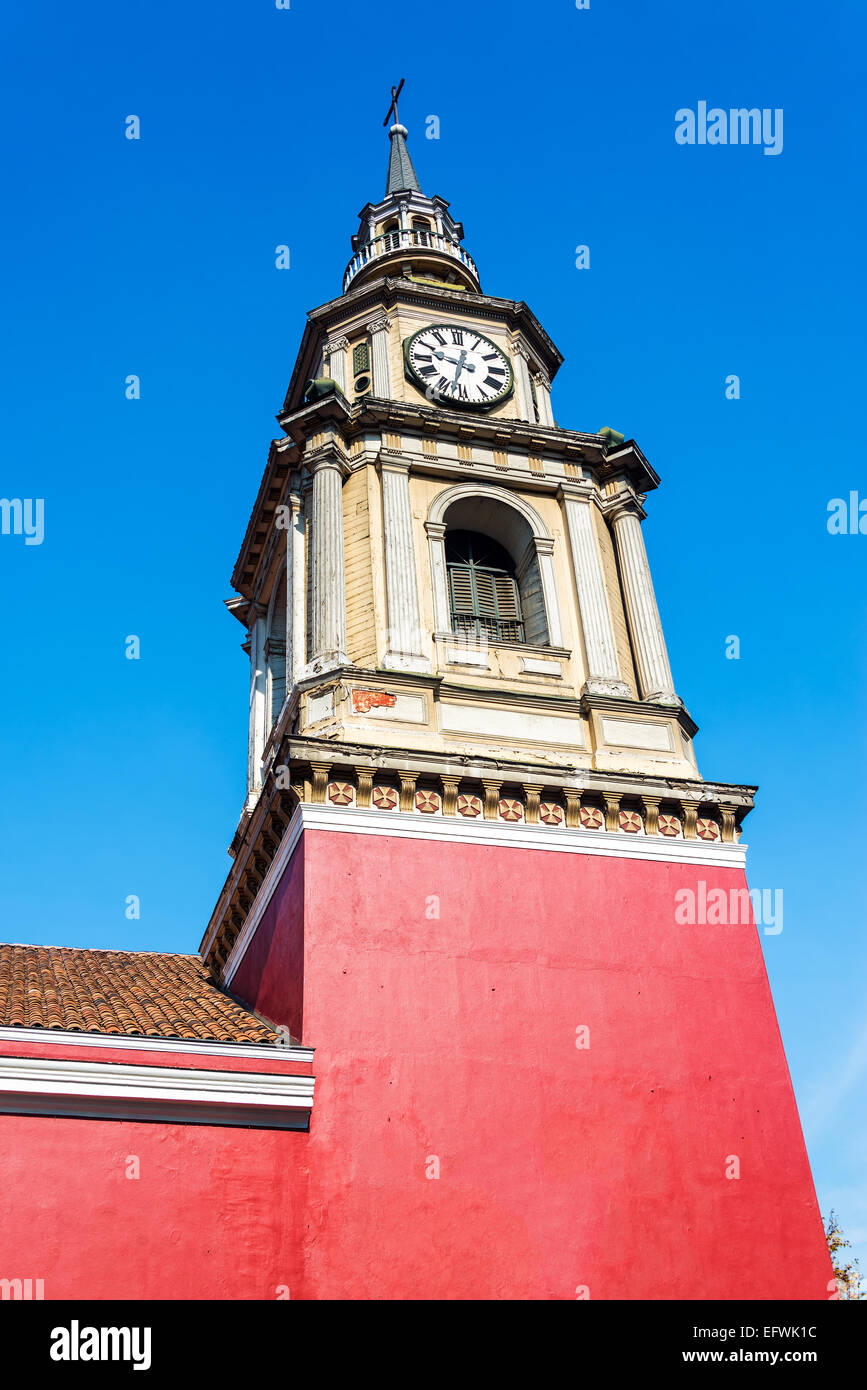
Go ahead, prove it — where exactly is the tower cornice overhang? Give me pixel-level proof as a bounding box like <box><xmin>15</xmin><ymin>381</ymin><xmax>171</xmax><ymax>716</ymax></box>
<box><xmin>230</xmin><ymin>433</ymin><xmax>301</xmax><ymax>599</ymax></box>
<box><xmin>348</xmin><ymin>397</ymin><xmax>659</xmax><ymax>490</ymax></box>
<box><xmin>231</xmin><ymin>391</ymin><xmax>357</xmax><ymax>599</ymax></box>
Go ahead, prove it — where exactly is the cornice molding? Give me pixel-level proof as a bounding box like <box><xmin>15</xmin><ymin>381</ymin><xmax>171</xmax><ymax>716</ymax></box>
<box><xmin>0</xmin><ymin>1051</ymin><xmax>314</xmax><ymax>1130</ymax></box>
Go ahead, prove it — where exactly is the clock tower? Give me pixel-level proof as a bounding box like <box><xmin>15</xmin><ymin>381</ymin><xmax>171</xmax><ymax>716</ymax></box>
<box><xmin>200</xmin><ymin>98</ymin><xmax>832</xmax><ymax>1300</ymax></box>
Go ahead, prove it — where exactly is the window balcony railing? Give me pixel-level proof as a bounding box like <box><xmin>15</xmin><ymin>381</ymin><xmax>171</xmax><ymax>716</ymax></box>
<box><xmin>451</xmin><ymin>614</ymin><xmax>525</xmax><ymax>646</ymax></box>
<box><xmin>343</xmin><ymin>229</ymin><xmax>479</xmax><ymax>293</ymax></box>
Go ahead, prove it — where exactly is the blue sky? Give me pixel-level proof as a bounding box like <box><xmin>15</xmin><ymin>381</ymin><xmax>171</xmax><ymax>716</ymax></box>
<box><xmin>1</xmin><ymin>1</ymin><xmax>864</xmax><ymax>1277</ymax></box>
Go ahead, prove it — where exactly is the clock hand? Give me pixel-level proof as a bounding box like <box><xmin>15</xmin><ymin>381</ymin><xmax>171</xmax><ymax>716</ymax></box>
<box><xmin>433</xmin><ymin>349</ymin><xmax>476</xmax><ymax>372</ymax></box>
<box><xmin>452</xmin><ymin>349</ymin><xmax>469</xmax><ymax>384</ymax></box>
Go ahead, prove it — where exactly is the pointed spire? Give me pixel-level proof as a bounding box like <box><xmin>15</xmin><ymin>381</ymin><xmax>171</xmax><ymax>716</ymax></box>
<box><xmin>386</xmin><ymin>123</ymin><xmax>421</xmax><ymax>195</ymax></box>
<box><xmin>382</xmin><ymin>80</ymin><xmax>421</xmax><ymax>195</ymax></box>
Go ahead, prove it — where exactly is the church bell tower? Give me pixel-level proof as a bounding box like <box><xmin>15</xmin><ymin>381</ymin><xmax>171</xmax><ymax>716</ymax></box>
<box><xmin>200</xmin><ymin>90</ymin><xmax>831</xmax><ymax>1300</ymax></box>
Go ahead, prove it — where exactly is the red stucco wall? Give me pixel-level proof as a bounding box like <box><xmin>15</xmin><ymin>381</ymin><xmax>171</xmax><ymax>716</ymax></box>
<box><xmin>0</xmin><ymin>1111</ymin><xmax>306</xmax><ymax>1299</ymax></box>
<box><xmin>0</xmin><ymin>829</ymin><xmax>832</xmax><ymax>1300</ymax></box>
<box><xmin>234</xmin><ymin>828</ymin><xmax>832</xmax><ymax>1300</ymax></box>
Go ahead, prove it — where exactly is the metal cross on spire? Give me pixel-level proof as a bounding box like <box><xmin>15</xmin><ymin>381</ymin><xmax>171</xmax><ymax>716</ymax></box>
<box><xmin>383</xmin><ymin>78</ymin><xmax>405</xmax><ymax>128</ymax></box>
<box><xmin>382</xmin><ymin>78</ymin><xmax>420</xmax><ymax>194</ymax></box>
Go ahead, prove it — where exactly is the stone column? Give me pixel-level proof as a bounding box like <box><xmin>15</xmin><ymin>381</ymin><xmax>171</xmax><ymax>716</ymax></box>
<box><xmin>381</xmin><ymin>459</ymin><xmax>428</xmax><ymax>671</ymax></box>
<box><xmin>610</xmin><ymin>502</ymin><xmax>678</xmax><ymax>704</ymax></box>
<box><xmin>285</xmin><ymin>490</ymin><xmax>306</xmax><ymax>687</ymax></box>
<box><xmin>307</xmin><ymin>455</ymin><xmax>348</xmax><ymax>675</ymax></box>
<box><xmin>325</xmin><ymin>336</ymin><xmax>349</xmax><ymax>394</ymax></box>
<box><xmin>247</xmin><ymin>611</ymin><xmax>268</xmax><ymax>793</ymax></box>
<box><xmin>369</xmin><ymin>317</ymin><xmax>392</xmax><ymax>398</ymax></box>
<box><xmin>536</xmin><ymin>372</ymin><xmax>555</xmax><ymax>426</ymax></box>
<box><xmin>511</xmin><ymin>343</ymin><xmax>534</xmax><ymax>422</ymax></box>
<box><xmin>561</xmin><ymin>488</ymin><xmax>631</xmax><ymax>698</ymax></box>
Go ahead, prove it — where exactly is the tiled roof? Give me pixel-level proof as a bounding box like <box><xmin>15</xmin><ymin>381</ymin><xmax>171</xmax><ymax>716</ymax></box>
<box><xmin>0</xmin><ymin>944</ymin><xmax>280</xmax><ymax>1046</ymax></box>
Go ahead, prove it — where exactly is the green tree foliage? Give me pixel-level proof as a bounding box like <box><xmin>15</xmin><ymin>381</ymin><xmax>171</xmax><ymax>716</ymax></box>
<box><xmin>824</xmin><ymin>1210</ymin><xmax>864</xmax><ymax>1300</ymax></box>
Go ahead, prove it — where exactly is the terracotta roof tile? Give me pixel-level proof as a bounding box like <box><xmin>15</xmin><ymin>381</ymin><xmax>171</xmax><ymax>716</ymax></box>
<box><xmin>0</xmin><ymin>944</ymin><xmax>281</xmax><ymax>1046</ymax></box>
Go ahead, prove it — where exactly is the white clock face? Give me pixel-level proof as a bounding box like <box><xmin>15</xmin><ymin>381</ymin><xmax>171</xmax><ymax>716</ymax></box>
<box><xmin>405</xmin><ymin>324</ymin><xmax>513</xmax><ymax>409</ymax></box>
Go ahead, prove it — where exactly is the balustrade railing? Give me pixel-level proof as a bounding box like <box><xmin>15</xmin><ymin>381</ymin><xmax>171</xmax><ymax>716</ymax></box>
<box><xmin>343</xmin><ymin>229</ymin><xmax>478</xmax><ymax>292</ymax></box>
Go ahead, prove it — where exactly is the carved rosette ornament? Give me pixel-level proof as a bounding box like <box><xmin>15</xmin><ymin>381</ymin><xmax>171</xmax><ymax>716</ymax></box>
<box><xmin>372</xmin><ymin>786</ymin><xmax>398</xmax><ymax>810</ymax></box>
<box><xmin>328</xmin><ymin>781</ymin><xmax>354</xmax><ymax>806</ymax></box>
<box><xmin>696</xmin><ymin>817</ymin><xmax>720</xmax><ymax>842</ymax></box>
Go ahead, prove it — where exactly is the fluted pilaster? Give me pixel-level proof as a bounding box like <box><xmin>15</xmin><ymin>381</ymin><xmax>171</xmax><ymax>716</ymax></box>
<box><xmin>247</xmin><ymin>611</ymin><xmax>268</xmax><ymax>793</ymax></box>
<box><xmin>325</xmin><ymin>336</ymin><xmax>349</xmax><ymax>393</ymax></box>
<box><xmin>512</xmin><ymin>344</ymin><xmax>534</xmax><ymax>422</ymax></box>
<box><xmin>611</xmin><ymin>505</ymin><xmax>677</xmax><ymax>704</ymax></box>
<box><xmin>286</xmin><ymin>490</ymin><xmax>306</xmax><ymax>688</ymax></box>
<box><xmin>308</xmin><ymin>456</ymin><xmax>348</xmax><ymax>673</ymax></box>
<box><xmin>369</xmin><ymin>317</ymin><xmax>392</xmax><ymax>398</ymax></box>
<box><xmin>381</xmin><ymin>460</ymin><xmax>428</xmax><ymax>671</ymax></box>
<box><xmin>536</xmin><ymin>373</ymin><xmax>555</xmax><ymax>426</ymax></box>
<box><xmin>562</xmin><ymin>492</ymin><xmax>631</xmax><ymax>697</ymax></box>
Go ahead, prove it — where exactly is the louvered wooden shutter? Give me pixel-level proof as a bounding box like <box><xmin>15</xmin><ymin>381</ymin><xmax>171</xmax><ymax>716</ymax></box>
<box><xmin>474</xmin><ymin>570</ymin><xmax>497</xmax><ymax>621</ymax></box>
<box><xmin>447</xmin><ymin>538</ymin><xmax>525</xmax><ymax>641</ymax></box>
<box><xmin>449</xmin><ymin>565</ymin><xmax>475</xmax><ymax>617</ymax></box>
<box><xmin>493</xmin><ymin>575</ymin><xmax>520</xmax><ymax>622</ymax></box>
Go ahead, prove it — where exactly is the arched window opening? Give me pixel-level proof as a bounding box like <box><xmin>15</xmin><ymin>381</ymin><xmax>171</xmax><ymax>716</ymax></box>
<box><xmin>432</xmin><ymin>491</ymin><xmax>554</xmax><ymax>647</ymax></box>
<box><xmin>381</xmin><ymin>218</ymin><xmax>401</xmax><ymax>251</ymax></box>
<box><xmin>412</xmin><ymin>217</ymin><xmax>432</xmax><ymax>247</ymax></box>
<box><xmin>446</xmin><ymin>530</ymin><xmax>525</xmax><ymax>644</ymax></box>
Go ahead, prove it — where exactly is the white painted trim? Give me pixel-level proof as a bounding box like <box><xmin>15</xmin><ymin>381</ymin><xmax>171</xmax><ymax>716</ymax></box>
<box><xmin>0</xmin><ymin>1053</ymin><xmax>314</xmax><ymax>1130</ymax></box>
<box><xmin>0</xmin><ymin>1026</ymin><xmax>312</xmax><ymax>1065</ymax></box>
<box><xmin>222</xmin><ymin>802</ymin><xmax>747</xmax><ymax>986</ymax></box>
<box><xmin>297</xmin><ymin>803</ymin><xmax>747</xmax><ymax>866</ymax></box>
<box><xmin>222</xmin><ymin>804</ymin><xmax>306</xmax><ymax>985</ymax></box>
